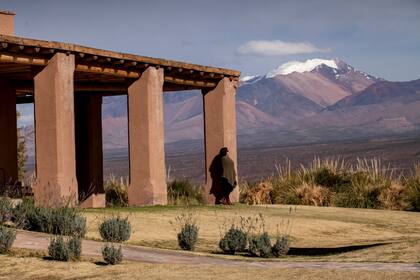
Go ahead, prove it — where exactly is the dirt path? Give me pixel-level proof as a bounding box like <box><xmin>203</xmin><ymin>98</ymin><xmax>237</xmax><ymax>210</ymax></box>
<box><xmin>13</xmin><ymin>230</ymin><xmax>420</xmax><ymax>272</ymax></box>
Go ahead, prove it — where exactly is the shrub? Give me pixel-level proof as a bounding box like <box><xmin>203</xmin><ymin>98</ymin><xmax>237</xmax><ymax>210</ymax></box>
<box><xmin>0</xmin><ymin>197</ymin><xmax>13</xmax><ymax>225</ymax></box>
<box><xmin>248</xmin><ymin>232</ymin><xmax>272</xmax><ymax>258</ymax></box>
<box><xmin>102</xmin><ymin>244</ymin><xmax>123</xmax><ymax>265</ymax></box>
<box><xmin>219</xmin><ymin>227</ymin><xmax>248</xmax><ymax>255</ymax></box>
<box><xmin>272</xmin><ymin>236</ymin><xmax>290</xmax><ymax>257</ymax></box>
<box><xmin>48</xmin><ymin>236</ymin><xmax>69</xmax><ymax>261</ymax></box>
<box><xmin>403</xmin><ymin>173</ymin><xmax>420</xmax><ymax>211</ymax></box>
<box><xmin>312</xmin><ymin>167</ymin><xmax>350</xmax><ymax>191</ymax></box>
<box><xmin>378</xmin><ymin>183</ymin><xmax>408</xmax><ymax>210</ymax></box>
<box><xmin>334</xmin><ymin>172</ymin><xmax>383</xmax><ymax>209</ymax></box>
<box><xmin>12</xmin><ymin>199</ymin><xmax>86</xmax><ymax>237</ymax></box>
<box><xmin>292</xmin><ymin>183</ymin><xmax>331</xmax><ymax>206</ymax></box>
<box><xmin>50</xmin><ymin>207</ymin><xmax>86</xmax><ymax>237</ymax></box>
<box><xmin>240</xmin><ymin>181</ymin><xmax>272</xmax><ymax>205</ymax></box>
<box><xmin>68</xmin><ymin>237</ymin><xmax>82</xmax><ymax>261</ymax></box>
<box><xmin>0</xmin><ymin>226</ymin><xmax>16</xmax><ymax>253</ymax></box>
<box><xmin>177</xmin><ymin>223</ymin><xmax>199</xmax><ymax>251</ymax></box>
<box><xmin>99</xmin><ymin>216</ymin><xmax>131</xmax><ymax>243</ymax></box>
<box><xmin>105</xmin><ymin>175</ymin><xmax>128</xmax><ymax>207</ymax></box>
<box><xmin>168</xmin><ymin>179</ymin><xmax>203</xmax><ymax>205</ymax></box>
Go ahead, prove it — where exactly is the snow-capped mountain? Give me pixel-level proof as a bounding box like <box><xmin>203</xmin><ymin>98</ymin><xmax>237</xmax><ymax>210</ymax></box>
<box><xmin>19</xmin><ymin>58</ymin><xmax>420</xmax><ymax>155</ymax></box>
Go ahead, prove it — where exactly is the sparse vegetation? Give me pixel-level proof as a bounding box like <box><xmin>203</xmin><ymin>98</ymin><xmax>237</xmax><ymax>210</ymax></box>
<box><xmin>99</xmin><ymin>216</ymin><xmax>131</xmax><ymax>243</ymax></box>
<box><xmin>219</xmin><ymin>226</ymin><xmax>248</xmax><ymax>255</ymax></box>
<box><xmin>48</xmin><ymin>236</ymin><xmax>69</xmax><ymax>261</ymax></box>
<box><xmin>10</xmin><ymin>198</ymin><xmax>86</xmax><ymax>237</ymax></box>
<box><xmin>102</xmin><ymin>243</ymin><xmax>123</xmax><ymax>265</ymax></box>
<box><xmin>99</xmin><ymin>216</ymin><xmax>131</xmax><ymax>265</ymax></box>
<box><xmin>241</xmin><ymin>158</ymin><xmax>420</xmax><ymax>211</ymax></box>
<box><xmin>0</xmin><ymin>226</ymin><xmax>16</xmax><ymax>254</ymax></box>
<box><xmin>104</xmin><ymin>175</ymin><xmax>129</xmax><ymax>207</ymax></box>
<box><xmin>167</xmin><ymin>179</ymin><xmax>203</xmax><ymax>205</ymax></box>
<box><xmin>0</xmin><ymin>197</ymin><xmax>13</xmax><ymax>225</ymax></box>
<box><xmin>170</xmin><ymin>212</ymin><xmax>199</xmax><ymax>251</ymax></box>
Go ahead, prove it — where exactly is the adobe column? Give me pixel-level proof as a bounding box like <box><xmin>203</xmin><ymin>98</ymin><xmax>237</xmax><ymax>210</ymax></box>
<box><xmin>34</xmin><ymin>53</ymin><xmax>78</xmax><ymax>207</ymax></box>
<box><xmin>128</xmin><ymin>67</ymin><xmax>167</xmax><ymax>205</ymax></box>
<box><xmin>202</xmin><ymin>78</ymin><xmax>238</xmax><ymax>204</ymax></box>
<box><xmin>0</xmin><ymin>80</ymin><xmax>18</xmax><ymax>188</ymax></box>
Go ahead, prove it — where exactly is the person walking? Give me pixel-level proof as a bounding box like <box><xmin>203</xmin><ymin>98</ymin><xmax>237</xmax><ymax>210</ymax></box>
<box><xmin>209</xmin><ymin>147</ymin><xmax>236</xmax><ymax>205</ymax></box>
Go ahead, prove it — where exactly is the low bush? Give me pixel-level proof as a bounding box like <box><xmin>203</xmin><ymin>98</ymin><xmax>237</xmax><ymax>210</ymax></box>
<box><xmin>99</xmin><ymin>216</ymin><xmax>131</xmax><ymax>243</ymax></box>
<box><xmin>48</xmin><ymin>235</ymin><xmax>82</xmax><ymax>261</ymax></box>
<box><xmin>104</xmin><ymin>175</ymin><xmax>128</xmax><ymax>207</ymax></box>
<box><xmin>177</xmin><ymin>223</ymin><xmax>199</xmax><ymax>251</ymax></box>
<box><xmin>403</xmin><ymin>176</ymin><xmax>420</xmax><ymax>211</ymax></box>
<box><xmin>102</xmin><ymin>244</ymin><xmax>123</xmax><ymax>265</ymax></box>
<box><xmin>0</xmin><ymin>197</ymin><xmax>13</xmax><ymax>225</ymax></box>
<box><xmin>12</xmin><ymin>199</ymin><xmax>86</xmax><ymax>237</ymax></box>
<box><xmin>0</xmin><ymin>226</ymin><xmax>16</xmax><ymax>254</ymax></box>
<box><xmin>219</xmin><ymin>227</ymin><xmax>248</xmax><ymax>255</ymax></box>
<box><xmin>170</xmin><ymin>212</ymin><xmax>199</xmax><ymax>251</ymax></box>
<box><xmin>167</xmin><ymin>179</ymin><xmax>203</xmax><ymax>205</ymax></box>
<box><xmin>68</xmin><ymin>237</ymin><xmax>82</xmax><ymax>261</ymax></box>
<box><xmin>272</xmin><ymin>236</ymin><xmax>290</xmax><ymax>257</ymax></box>
<box><xmin>48</xmin><ymin>236</ymin><xmax>69</xmax><ymax>261</ymax></box>
<box><xmin>248</xmin><ymin>232</ymin><xmax>272</xmax><ymax>258</ymax></box>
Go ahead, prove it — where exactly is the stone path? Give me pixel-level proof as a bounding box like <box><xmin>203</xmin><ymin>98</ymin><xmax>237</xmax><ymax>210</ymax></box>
<box><xmin>13</xmin><ymin>230</ymin><xmax>420</xmax><ymax>272</ymax></box>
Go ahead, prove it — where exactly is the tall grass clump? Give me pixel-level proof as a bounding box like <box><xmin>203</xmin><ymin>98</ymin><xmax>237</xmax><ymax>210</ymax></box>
<box><xmin>167</xmin><ymin>179</ymin><xmax>203</xmax><ymax>205</ymax></box>
<box><xmin>104</xmin><ymin>175</ymin><xmax>128</xmax><ymax>207</ymax></box>
<box><xmin>402</xmin><ymin>164</ymin><xmax>420</xmax><ymax>211</ymax></box>
<box><xmin>242</xmin><ymin>157</ymin><xmax>418</xmax><ymax>211</ymax></box>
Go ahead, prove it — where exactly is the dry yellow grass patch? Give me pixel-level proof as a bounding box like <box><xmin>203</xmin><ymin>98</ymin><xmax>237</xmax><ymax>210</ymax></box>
<box><xmin>82</xmin><ymin>205</ymin><xmax>420</xmax><ymax>262</ymax></box>
<box><xmin>0</xmin><ymin>255</ymin><xmax>419</xmax><ymax>280</ymax></box>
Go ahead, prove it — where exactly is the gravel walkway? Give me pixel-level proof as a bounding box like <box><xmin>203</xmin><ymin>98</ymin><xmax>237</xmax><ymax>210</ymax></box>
<box><xmin>13</xmin><ymin>230</ymin><xmax>420</xmax><ymax>272</ymax></box>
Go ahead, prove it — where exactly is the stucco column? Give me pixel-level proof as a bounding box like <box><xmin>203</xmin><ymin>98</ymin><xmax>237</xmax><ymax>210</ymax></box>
<box><xmin>203</xmin><ymin>78</ymin><xmax>238</xmax><ymax>204</ymax></box>
<box><xmin>0</xmin><ymin>79</ymin><xmax>18</xmax><ymax>188</ymax></box>
<box><xmin>75</xmin><ymin>94</ymin><xmax>105</xmax><ymax>208</ymax></box>
<box><xmin>34</xmin><ymin>53</ymin><xmax>78</xmax><ymax>207</ymax></box>
<box><xmin>128</xmin><ymin>67</ymin><xmax>167</xmax><ymax>205</ymax></box>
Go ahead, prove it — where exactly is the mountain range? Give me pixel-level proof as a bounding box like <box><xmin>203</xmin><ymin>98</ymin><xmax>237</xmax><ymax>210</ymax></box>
<box><xmin>100</xmin><ymin>58</ymin><xmax>420</xmax><ymax>150</ymax></box>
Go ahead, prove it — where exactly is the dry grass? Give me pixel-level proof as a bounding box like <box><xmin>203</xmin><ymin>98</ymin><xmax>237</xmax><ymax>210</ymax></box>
<box><xmin>0</xmin><ymin>254</ymin><xmax>419</xmax><ymax>280</ymax></box>
<box><xmin>82</xmin><ymin>204</ymin><xmax>420</xmax><ymax>263</ymax></box>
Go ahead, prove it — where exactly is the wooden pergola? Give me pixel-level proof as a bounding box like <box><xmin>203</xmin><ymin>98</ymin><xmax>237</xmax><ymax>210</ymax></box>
<box><xmin>0</xmin><ymin>11</ymin><xmax>240</xmax><ymax>207</ymax></box>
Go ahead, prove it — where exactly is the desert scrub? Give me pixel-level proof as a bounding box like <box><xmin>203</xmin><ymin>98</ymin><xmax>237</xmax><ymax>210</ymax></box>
<box><xmin>219</xmin><ymin>226</ymin><xmax>248</xmax><ymax>254</ymax></box>
<box><xmin>99</xmin><ymin>216</ymin><xmax>131</xmax><ymax>243</ymax></box>
<box><xmin>272</xmin><ymin>236</ymin><xmax>290</xmax><ymax>257</ymax></box>
<box><xmin>167</xmin><ymin>179</ymin><xmax>203</xmax><ymax>205</ymax></box>
<box><xmin>67</xmin><ymin>237</ymin><xmax>82</xmax><ymax>261</ymax></box>
<box><xmin>48</xmin><ymin>236</ymin><xmax>69</xmax><ymax>261</ymax></box>
<box><xmin>403</xmin><ymin>164</ymin><xmax>420</xmax><ymax>211</ymax></box>
<box><xmin>240</xmin><ymin>181</ymin><xmax>272</xmax><ymax>205</ymax></box>
<box><xmin>248</xmin><ymin>232</ymin><xmax>272</xmax><ymax>258</ymax></box>
<box><xmin>11</xmin><ymin>198</ymin><xmax>86</xmax><ymax>237</ymax></box>
<box><xmin>102</xmin><ymin>243</ymin><xmax>123</xmax><ymax>265</ymax></box>
<box><xmin>104</xmin><ymin>175</ymin><xmax>128</xmax><ymax>207</ymax></box>
<box><xmin>170</xmin><ymin>212</ymin><xmax>199</xmax><ymax>251</ymax></box>
<box><xmin>0</xmin><ymin>196</ymin><xmax>13</xmax><ymax>225</ymax></box>
<box><xmin>0</xmin><ymin>226</ymin><xmax>16</xmax><ymax>253</ymax></box>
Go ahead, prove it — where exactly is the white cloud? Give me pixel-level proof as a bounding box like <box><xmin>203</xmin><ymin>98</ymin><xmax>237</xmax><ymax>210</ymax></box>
<box><xmin>237</xmin><ymin>40</ymin><xmax>330</xmax><ymax>56</ymax></box>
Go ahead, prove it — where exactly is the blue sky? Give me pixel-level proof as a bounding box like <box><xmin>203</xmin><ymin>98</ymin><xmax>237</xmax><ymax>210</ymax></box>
<box><xmin>2</xmin><ymin>0</ymin><xmax>420</xmax><ymax>81</ymax></box>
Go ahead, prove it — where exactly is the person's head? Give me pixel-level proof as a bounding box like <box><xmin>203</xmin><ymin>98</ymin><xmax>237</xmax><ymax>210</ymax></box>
<box><xmin>219</xmin><ymin>147</ymin><xmax>229</xmax><ymax>156</ymax></box>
